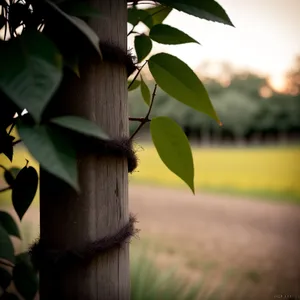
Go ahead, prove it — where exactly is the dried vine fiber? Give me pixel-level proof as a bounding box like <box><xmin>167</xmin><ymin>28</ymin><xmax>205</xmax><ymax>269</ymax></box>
<box><xmin>29</xmin><ymin>215</ymin><xmax>139</xmax><ymax>272</ymax></box>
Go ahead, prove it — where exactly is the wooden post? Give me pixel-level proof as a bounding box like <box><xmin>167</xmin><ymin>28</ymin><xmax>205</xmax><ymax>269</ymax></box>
<box><xmin>39</xmin><ymin>0</ymin><xmax>130</xmax><ymax>299</ymax></box>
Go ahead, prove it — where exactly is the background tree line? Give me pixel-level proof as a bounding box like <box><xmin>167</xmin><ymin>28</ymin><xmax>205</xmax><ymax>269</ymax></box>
<box><xmin>129</xmin><ymin>56</ymin><xmax>300</xmax><ymax>145</ymax></box>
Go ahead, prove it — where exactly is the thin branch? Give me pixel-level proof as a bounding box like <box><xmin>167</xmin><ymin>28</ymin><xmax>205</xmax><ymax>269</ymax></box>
<box><xmin>0</xmin><ymin>187</ymin><xmax>11</xmax><ymax>193</ymax></box>
<box><xmin>130</xmin><ymin>84</ymin><xmax>157</xmax><ymax>140</ymax></box>
<box><xmin>129</xmin><ymin>117</ymin><xmax>150</xmax><ymax>122</ymax></box>
<box><xmin>12</xmin><ymin>139</ymin><xmax>22</xmax><ymax>146</ymax></box>
<box><xmin>128</xmin><ymin>60</ymin><xmax>148</xmax><ymax>90</ymax></box>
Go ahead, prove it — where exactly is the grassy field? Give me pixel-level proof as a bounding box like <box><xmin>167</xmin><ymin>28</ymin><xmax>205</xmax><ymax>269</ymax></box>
<box><xmin>130</xmin><ymin>144</ymin><xmax>300</xmax><ymax>203</ymax></box>
<box><xmin>1</xmin><ymin>144</ymin><xmax>300</xmax><ymax>203</ymax></box>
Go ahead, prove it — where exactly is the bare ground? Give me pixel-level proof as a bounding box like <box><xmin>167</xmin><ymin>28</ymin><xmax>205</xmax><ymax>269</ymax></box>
<box><xmin>3</xmin><ymin>185</ymin><xmax>300</xmax><ymax>299</ymax></box>
<box><xmin>129</xmin><ymin>185</ymin><xmax>300</xmax><ymax>299</ymax></box>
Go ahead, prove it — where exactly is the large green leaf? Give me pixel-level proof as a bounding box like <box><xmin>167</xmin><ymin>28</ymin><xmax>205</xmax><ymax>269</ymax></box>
<box><xmin>50</xmin><ymin>115</ymin><xmax>109</xmax><ymax>140</ymax></box>
<box><xmin>0</xmin><ymin>30</ymin><xmax>63</xmax><ymax>122</ymax></box>
<box><xmin>158</xmin><ymin>0</ymin><xmax>234</xmax><ymax>26</ymax></box>
<box><xmin>145</xmin><ymin>5</ymin><xmax>172</xmax><ymax>26</ymax></box>
<box><xmin>46</xmin><ymin>0</ymin><xmax>102</xmax><ymax>57</ymax></box>
<box><xmin>150</xmin><ymin>24</ymin><xmax>199</xmax><ymax>45</ymax></box>
<box><xmin>0</xmin><ymin>225</ymin><xmax>15</xmax><ymax>263</ymax></box>
<box><xmin>135</xmin><ymin>35</ymin><xmax>152</xmax><ymax>63</ymax></box>
<box><xmin>128</xmin><ymin>7</ymin><xmax>153</xmax><ymax>29</ymax></box>
<box><xmin>12</xmin><ymin>165</ymin><xmax>38</xmax><ymax>221</ymax></box>
<box><xmin>140</xmin><ymin>76</ymin><xmax>151</xmax><ymax>106</ymax></box>
<box><xmin>148</xmin><ymin>53</ymin><xmax>220</xmax><ymax>124</ymax></box>
<box><xmin>13</xmin><ymin>253</ymin><xmax>38</xmax><ymax>300</ymax></box>
<box><xmin>0</xmin><ymin>211</ymin><xmax>21</xmax><ymax>238</ymax></box>
<box><xmin>150</xmin><ymin>117</ymin><xmax>194</xmax><ymax>193</ymax></box>
<box><xmin>17</xmin><ymin>122</ymin><xmax>78</xmax><ymax>191</ymax></box>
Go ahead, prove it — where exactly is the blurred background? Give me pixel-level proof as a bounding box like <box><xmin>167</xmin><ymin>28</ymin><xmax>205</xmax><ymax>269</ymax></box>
<box><xmin>1</xmin><ymin>0</ymin><xmax>300</xmax><ymax>299</ymax></box>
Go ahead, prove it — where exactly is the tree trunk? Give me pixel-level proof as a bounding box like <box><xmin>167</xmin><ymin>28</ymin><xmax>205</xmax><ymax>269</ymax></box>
<box><xmin>39</xmin><ymin>1</ymin><xmax>129</xmax><ymax>299</ymax></box>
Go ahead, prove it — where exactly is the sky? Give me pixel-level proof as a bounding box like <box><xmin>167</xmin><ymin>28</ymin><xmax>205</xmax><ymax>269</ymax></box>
<box><xmin>129</xmin><ymin>0</ymin><xmax>300</xmax><ymax>91</ymax></box>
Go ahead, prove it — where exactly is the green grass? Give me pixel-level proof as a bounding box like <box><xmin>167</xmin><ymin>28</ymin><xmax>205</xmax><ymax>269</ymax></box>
<box><xmin>130</xmin><ymin>144</ymin><xmax>300</xmax><ymax>204</ymax></box>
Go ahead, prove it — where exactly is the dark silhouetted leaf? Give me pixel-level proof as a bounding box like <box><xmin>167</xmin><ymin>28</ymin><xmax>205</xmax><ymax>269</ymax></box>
<box><xmin>150</xmin><ymin>117</ymin><xmax>195</xmax><ymax>193</ymax></box>
<box><xmin>50</xmin><ymin>116</ymin><xmax>109</xmax><ymax>140</ymax></box>
<box><xmin>140</xmin><ymin>76</ymin><xmax>151</xmax><ymax>106</ymax></box>
<box><xmin>9</xmin><ymin>3</ymin><xmax>30</xmax><ymax>31</ymax></box>
<box><xmin>46</xmin><ymin>1</ymin><xmax>101</xmax><ymax>57</ymax></box>
<box><xmin>13</xmin><ymin>253</ymin><xmax>38</xmax><ymax>300</ymax></box>
<box><xmin>145</xmin><ymin>5</ymin><xmax>172</xmax><ymax>26</ymax></box>
<box><xmin>12</xmin><ymin>165</ymin><xmax>38</xmax><ymax>221</ymax></box>
<box><xmin>0</xmin><ymin>266</ymin><xmax>12</xmax><ymax>290</ymax></box>
<box><xmin>0</xmin><ymin>225</ymin><xmax>15</xmax><ymax>263</ymax></box>
<box><xmin>17</xmin><ymin>122</ymin><xmax>78</xmax><ymax>191</ymax></box>
<box><xmin>0</xmin><ymin>211</ymin><xmax>21</xmax><ymax>238</ymax></box>
<box><xmin>158</xmin><ymin>0</ymin><xmax>234</xmax><ymax>26</ymax></box>
<box><xmin>0</xmin><ymin>14</ymin><xmax>6</xmax><ymax>30</ymax></box>
<box><xmin>148</xmin><ymin>53</ymin><xmax>220</xmax><ymax>124</ymax></box>
<box><xmin>4</xmin><ymin>170</ymin><xmax>15</xmax><ymax>187</ymax></box>
<box><xmin>4</xmin><ymin>167</ymin><xmax>21</xmax><ymax>186</ymax></box>
<box><xmin>135</xmin><ymin>35</ymin><xmax>152</xmax><ymax>63</ymax></box>
<box><xmin>128</xmin><ymin>7</ymin><xmax>153</xmax><ymax>28</ymax></box>
<box><xmin>150</xmin><ymin>24</ymin><xmax>200</xmax><ymax>45</ymax></box>
<box><xmin>0</xmin><ymin>131</ymin><xmax>14</xmax><ymax>162</ymax></box>
<box><xmin>0</xmin><ymin>30</ymin><xmax>63</xmax><ymax>122</ymax></box>
<box><xmin>128</xmin><ymin>80</ymin><xmax>141</xmax><ymax>91</ymax></box>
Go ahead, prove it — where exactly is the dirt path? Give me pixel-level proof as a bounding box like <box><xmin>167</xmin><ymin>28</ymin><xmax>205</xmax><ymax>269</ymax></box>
<box><xmin>129</xmin><ymin>185</ymin><xmax>300</xmax><ymax>297</ymax></box>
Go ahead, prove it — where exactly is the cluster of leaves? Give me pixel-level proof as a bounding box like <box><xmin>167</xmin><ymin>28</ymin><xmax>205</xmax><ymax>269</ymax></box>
<box><xmin>0</xmin><ymin>0</ymin><xmax>233</xmax><ymax>298</ymax></box>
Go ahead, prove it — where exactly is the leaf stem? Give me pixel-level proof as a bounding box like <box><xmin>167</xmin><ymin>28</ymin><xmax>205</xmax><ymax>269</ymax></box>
<box><xmin>130</xmin><ymin>84</ymin><xmax>157</xmax><ymax>140</ymax></box>
<box><xmin>128</xmin><ymin>60</ymin><xmax>148</xmax><ymax>90</ymax></box>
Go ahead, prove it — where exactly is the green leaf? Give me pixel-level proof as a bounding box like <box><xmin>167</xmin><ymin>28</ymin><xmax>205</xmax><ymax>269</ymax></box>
<box><xmin>17</xmin><ymin>122</ymin><xmax>78</xmax><ymax>191</ymax></box>
<box><xmin>158</xmin><ymin>0</ymin><xmax>234</xmax><ymax>26</ymax></box>
<box><xmin>145</xmin><ymin>5</ymin><xmax>172</xmax><ymax>26</ymax></box>
<box><xmin>150</xmin><ymin>117</ymin><xmax>195</xmax><ymax>193</ymax></box>
<box><xmin>140</xmin><ymin>76</ymin><xmax>151</xmax><ymax>106</ymax></box>
<box><xmin>12</xmin><ymin>165</ymin><xmax>38</xmax><ymax>221</ymax></box>
<box><xmin>150</xmin><ymin>24</ymin><xmax>200</xmax><ymax>45</ymax></box>
<box><xmin>0</xmin><ymin>225</ymin><xmax>15</xmax><ymax>263</ymax></box>
<box><xmin>46</xmin><ymin>0</ymin><xmax>102</xmax><ymax>58</ymax></box>
<box><xmin>128</xmin><ymin>80</ymin><xmax>141</xmax><ymax>91</ymax></box>
<box><xmin>0</xmin><ymin>30</ymin><xmax>63</xmax><ymax>122</ymax></box>
<box><xmin>148</xmin><ymin>53</ymin><xmax>220</xmax><ymax>124</ymax></box>
<box><xmin>50</xmin><ymin>116</ymin><xmax>109</xmax><ymax>140</ymax></box>
<box><xmin>13</xmin><ymin>253</ymin><xmax>38</xmax><ymax>300</ymax></box>
<box><xmin>128</xmin><ymin>7</ymin><xmax>153</xmax><ymax>29</ymax></box>
<box><xmin>59</xmin><ymin>1</ymin><xmax>102</xmax><ymax>17</ymax></box>
<box><xmin>134</xmin><ymin>35</ymin><xmax>152</xmax><ymax>63</ymax></box>
<box><xmin>0</xmin><ymin>266</ymin><xmax>12</xmax><ymax>290</ymax></box>
<box><xmin>0</xmin><ymin>211</ymin><xmax>21</xmax><ymax>238</ymax></box>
